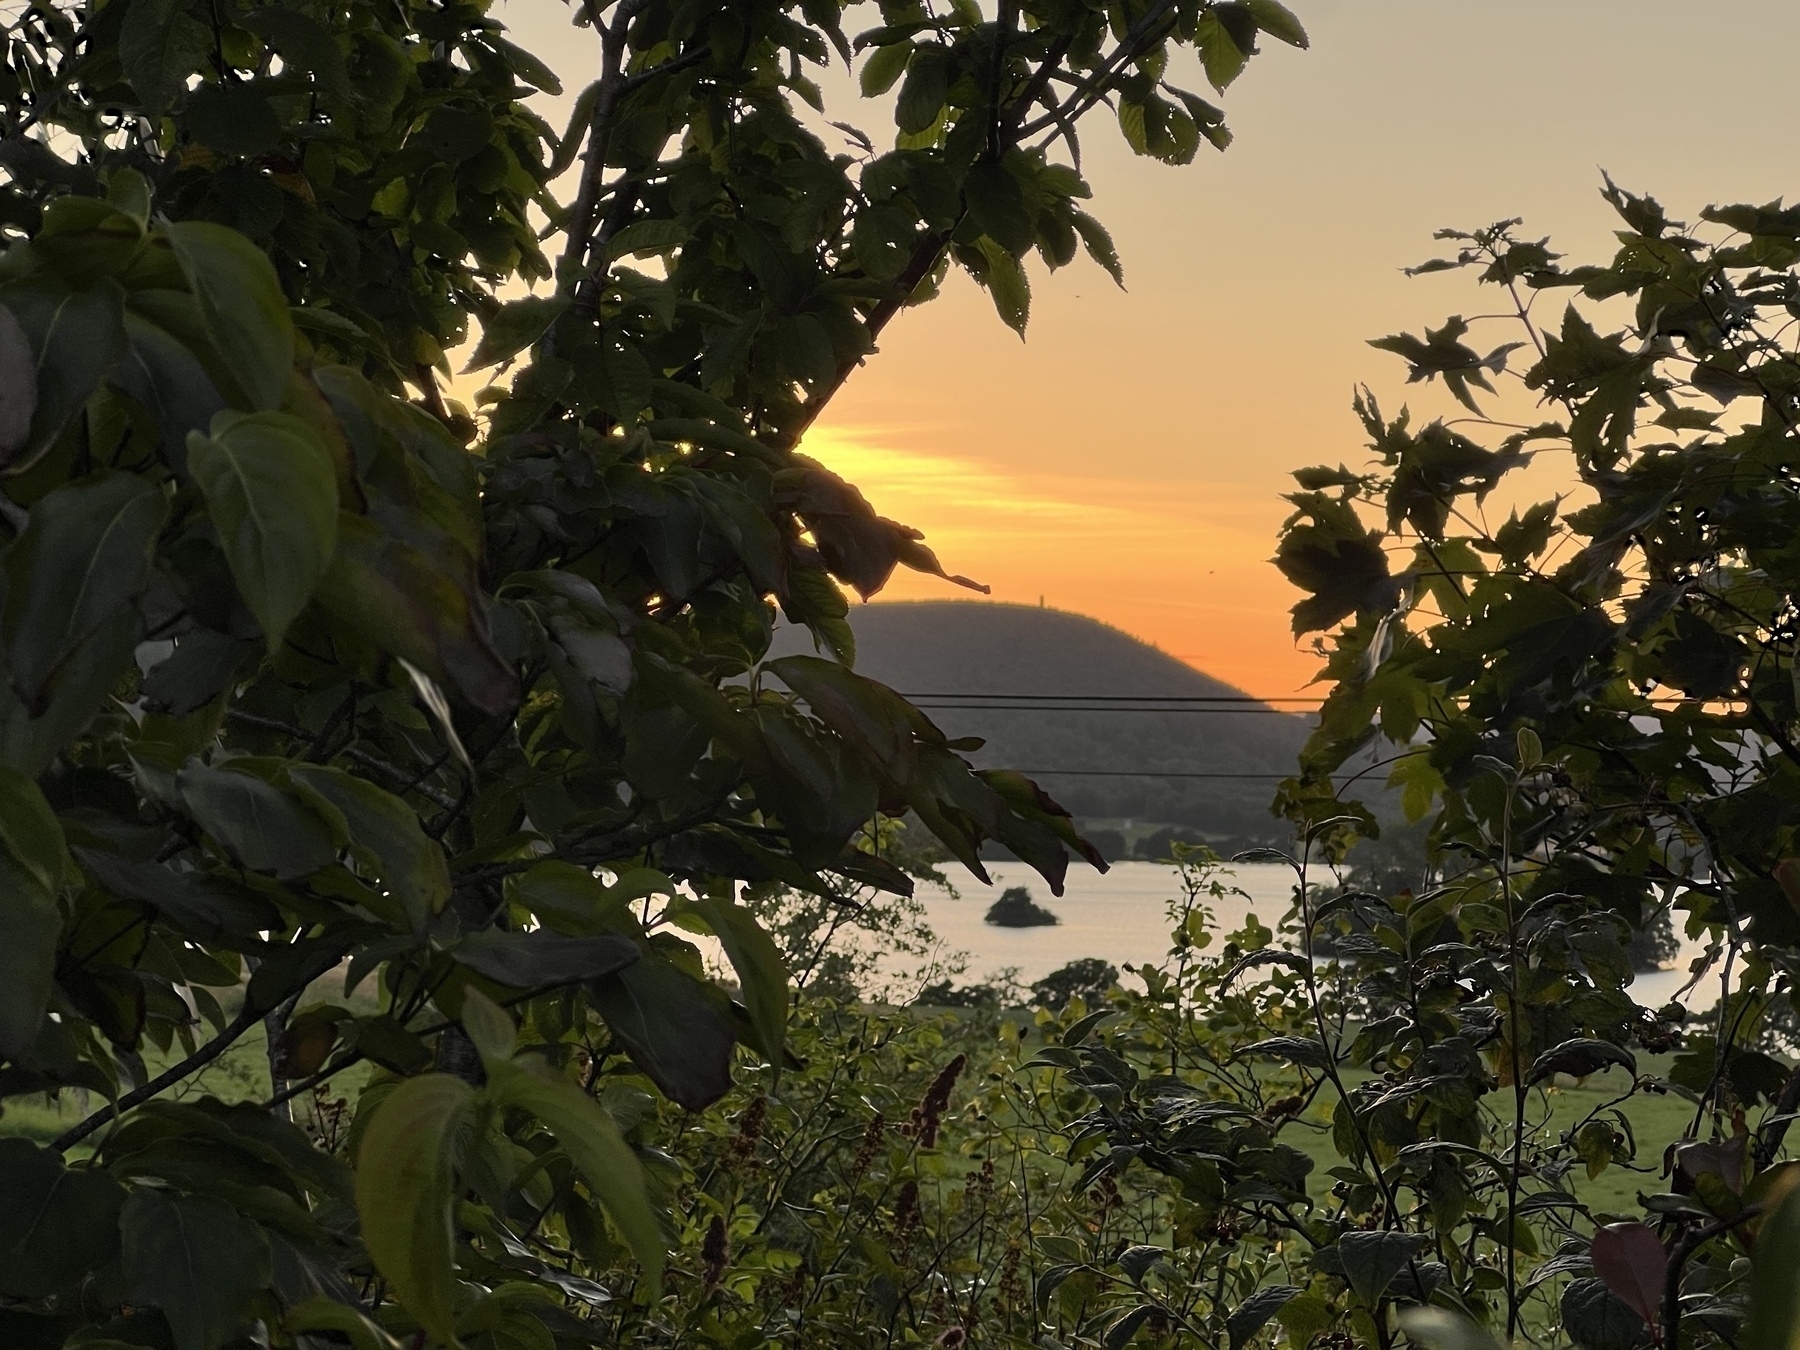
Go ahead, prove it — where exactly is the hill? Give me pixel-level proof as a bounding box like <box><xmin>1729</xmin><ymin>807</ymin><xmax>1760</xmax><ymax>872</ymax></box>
<box><xmin>769</xmin><ymin>601</ymin><xmax>1311</xmax><ymax>852</ymax></box>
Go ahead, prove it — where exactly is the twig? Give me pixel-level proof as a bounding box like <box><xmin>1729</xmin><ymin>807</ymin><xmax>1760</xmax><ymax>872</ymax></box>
<box><xmin>264</xmin><ymin>1049</ymin><xmax>368</xmax><ymax>1112</ymax></box>
<box><xmin>1662</xmin><ymin>1205</ymin><xmax>1761</xmax><ymax>1347</ymax></box>
<box><xmin>224</xmin><ymin>709</ymin><xmax>461</xmax><ymax>813</ymax></box>
<box><xmin>1757</xmin><ymin>1063</ymin><xmax>1800</xmax><ymax>1167</ymax></box>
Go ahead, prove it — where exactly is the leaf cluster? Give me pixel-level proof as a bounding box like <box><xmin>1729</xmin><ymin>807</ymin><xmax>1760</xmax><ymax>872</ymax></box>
<box><xmin>0</xmin><ymin>1</ymin><xmax>1306</xmax><ymax>1346</ymax></box>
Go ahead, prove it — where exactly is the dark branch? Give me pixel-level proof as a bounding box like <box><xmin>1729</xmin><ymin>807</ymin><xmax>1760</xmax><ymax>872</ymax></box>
<box><xmin>225</xmin><ymin>709</ymin><xmax>460</xmax><ymax>813</ymax></box>
<box><xmin>54</xmin><ymin>1002</ymin><xmax>263</xmax><ymax>1152</ymax></box>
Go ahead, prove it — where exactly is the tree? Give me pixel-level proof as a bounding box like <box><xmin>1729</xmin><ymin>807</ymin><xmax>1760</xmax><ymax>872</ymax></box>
<box><xmin>1275</xmin><ymin>183</ymin><xmax>1800</xmax><ymax>1345</ymax></box>
<box><xmin>1029</xmin><ymin>955</ymin><xmax>1115</xmax><ymax>1008</ymax></box>
<box><xmin>0</xmin><ymin>1</ymin><xmax>1306</xmax><ymax>1346</ymax></box>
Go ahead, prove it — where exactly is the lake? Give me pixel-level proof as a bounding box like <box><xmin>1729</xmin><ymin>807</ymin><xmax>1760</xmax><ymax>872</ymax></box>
<box><xmin>892</xmin><ymin>860</ymin><xmax>1714</xmax><ymax>1008</ymax></box>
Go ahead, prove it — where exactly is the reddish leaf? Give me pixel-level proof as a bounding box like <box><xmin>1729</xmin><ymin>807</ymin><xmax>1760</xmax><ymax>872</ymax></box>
<box><xmin>1591</xmin><ymin>1222</ymin><xmax>1665</xmax><ymax>1327</ymax></box>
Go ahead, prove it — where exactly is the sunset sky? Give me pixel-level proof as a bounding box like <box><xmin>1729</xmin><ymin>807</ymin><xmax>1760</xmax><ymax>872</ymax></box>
<box><xmin>497</xmin><ymin>1</ymin><xmax>1800</xmax><ymax>697</ymax></box>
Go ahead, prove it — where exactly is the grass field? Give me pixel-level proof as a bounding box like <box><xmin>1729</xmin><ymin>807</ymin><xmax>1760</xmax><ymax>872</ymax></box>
<box><xmin>0</xmin><ymin>980</ymin><xmax>379</xmax><ymax>1152</ymax></box>
<box><xmin>1279</xmin><ymin>1054</ymin><xmax>1703</xmax><ymax>1215</ymax></box>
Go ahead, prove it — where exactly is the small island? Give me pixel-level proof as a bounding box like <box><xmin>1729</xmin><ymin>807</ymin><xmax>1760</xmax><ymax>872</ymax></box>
<box><xmin>984</xmin><ymin>886</ymin><xmax>1060</xmax><ymax>928</ymax></box>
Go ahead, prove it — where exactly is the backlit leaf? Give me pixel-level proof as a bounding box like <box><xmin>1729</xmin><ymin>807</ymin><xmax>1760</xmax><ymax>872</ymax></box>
<box><xmin>465</xmin><ymin>296</ymin><xmax>569</xmax><ymax>371</ymax></box>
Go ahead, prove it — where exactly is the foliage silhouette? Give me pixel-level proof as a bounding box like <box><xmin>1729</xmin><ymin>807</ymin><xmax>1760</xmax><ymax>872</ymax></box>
<box><xmin>0</xmin><ymin>0</ymin><xmax>1304</xmax><ymax>1345</ymax></box>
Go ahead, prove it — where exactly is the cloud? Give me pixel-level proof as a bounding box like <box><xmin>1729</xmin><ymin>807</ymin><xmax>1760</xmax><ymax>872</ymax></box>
<box><xmin>799</xmin><ymin>424</ymin><xmax>1271</xmax><ymax>546</ymax></box>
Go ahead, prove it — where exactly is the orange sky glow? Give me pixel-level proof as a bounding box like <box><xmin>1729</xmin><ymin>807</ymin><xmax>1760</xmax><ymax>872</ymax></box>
<box><xmin>496</xmin><ymin>0</ymin><xmax>1800</xmax><ymax>699</ymax></box>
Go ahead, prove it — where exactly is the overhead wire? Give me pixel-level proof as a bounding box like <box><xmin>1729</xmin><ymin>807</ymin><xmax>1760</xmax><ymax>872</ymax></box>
<box><xmin>892</xmin><ymin>690</ymin><xmax>1318</xmax><ymax>780</ymax></box>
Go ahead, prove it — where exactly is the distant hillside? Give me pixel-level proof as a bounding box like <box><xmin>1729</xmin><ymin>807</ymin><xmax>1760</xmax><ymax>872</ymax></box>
<box><xmin>770</xmin><ymin>601</ymin><xmax>1311</xmax><ymax>848</ymax></box>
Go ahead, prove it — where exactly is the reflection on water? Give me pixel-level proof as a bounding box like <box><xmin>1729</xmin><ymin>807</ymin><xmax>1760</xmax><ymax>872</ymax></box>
<box><xmin>894</xmin><ymin>860</ymin><xmax>1716</xmax><ymax>1008</ymax></box>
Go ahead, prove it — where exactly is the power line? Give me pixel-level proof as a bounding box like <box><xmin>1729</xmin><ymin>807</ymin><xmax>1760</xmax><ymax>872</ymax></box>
<box><xmin>912</xmin><ymin>705</ymin><xmax>1312</xmax><ymax>715</ymax></box>
<box><xmin>1001</xmin><ymin>769</ymin><xmax>1290</xmax><ymax>779</ymax></box>
<box><xmin>900</xmin><ymin>692</ymin><xmax>1322</xmax><ymax>703</ymax></box>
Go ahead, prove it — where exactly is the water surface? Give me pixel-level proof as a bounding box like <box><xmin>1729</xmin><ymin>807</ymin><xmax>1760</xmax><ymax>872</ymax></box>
<box><xmin>901</xmin><ymin>860</ymin><xmax>1712</xmax><ymax>1007</ymax></box>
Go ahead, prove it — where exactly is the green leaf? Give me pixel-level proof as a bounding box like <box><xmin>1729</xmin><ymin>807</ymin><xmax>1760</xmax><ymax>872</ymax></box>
<box><xmin>1236</xmin><ymin>1035</ymin><xmax>1332</xmax><ymax>1068</ymax></box>
<box><xmin>354</xmin><ymin>1073</ymin><xmax>476</xmax><ymax>1350</ymax></box>
<box><xmin>685</xmin><ymin>894</ymin><xmax>789</xmax><ymax>1080</ymax></box>
<box><xmin>186</xmin><ymin>411</ymin><xmax>338</xmax><ymax>648</ymax></box>
<box><xmin>112</xmin><ymin>306</ymin><xmax>228</xmax><ymax>459</ymax></box>
<box><xmin>483</xmin><ymin>1055</ymin><xmax>666</xmax><ymax>1287</ymax></box>
<box><xmin>317</xmin><ymin>512</ymin><xmax>518</xmax><ymax>715</ymax></box>
<box><xmin>287</xmin><ymin>765</ymin><xmax>447</xmax><ymax>935</ymax></box>
<box><xmin>486</xmin><ymin>35</ymin><xmax>562</xmax><ymax>95</ymax></box>
<box><xmin>1397</xmin><ymin>1309</ymin><xmax>1505</xmax><ymax>1350</ymax></box>
<box><xmin>121</xmin><ymin>1188</ymin><xmax>273</xmax><ymax>1350</ymax></box>
<box><xmin>1526</xmin><ymin>1037</ymin><xmax>1636</xmax><ymax>1085</ymax></box>
<box><xmin>0</xmin><ymin>305</ymin><xmax>34</xmax><ymax>456</ymax></box>
<box><xmin>0</xmin><ymin>1138</ymin><xmax>126</xmax><ymax>1298</ymax></box>
<box><xmin>1748</xmin><ymin>1182</ymin><xmax>1800</xmax><ymax>1350</ymax></box>
<box><xmin>1228</xmin><ymin>1285</ymin><xmax>1303</xmax><ymax>1350</ymax></box>
<box><xmin>974</xmin><ymin>238</ymin><xmax>1030</xmax><ymax>336</ymax></box>
<box><xmin>452</xmin><ymin>929</ymin><xmax>640</xmax><ymax>988</ymax></box>
<box><xmin>603</xmin><ymin>218</ymin><xmax>691</xmax><ymax>262</ymax></box>
<box><xmin>282</xmin><ymin>1298</ymin><xmax>400</xmax><ymax>1350</ymax></box>
<box><xmin>0</xmin><ymin>763</ymin><xmax>70</xmax><ymax>895</ymax></box>
<box><xmin>0</xmin><ymin>858</ymin><xmax>63</xmax><ymax>1060</ymax></box>
<box><xmin>1560</xmin><ymin>1277</ymin><xmax>1646</xmax><ymax>1350</ymax></box>
<box><xmin>77</xmin><ymin>848</ymin><xmax>278</xmax><ymax>944</ymax></box>
<box><xmin>457</xmin><ymin>986</ymin><xmax>517</xmax><ymax>1064</ymax></box>
<box><xmin>464</xmin><ymin>296</ymin><xmax>570</xmax><ymax>371</ymax></box>
<box><xmin>894</xmin><ymin>46</ymin><xmax>946</xmax><ymax>135</ymax></box>
<box><xmin>1335</xmin><ymin>1230</ymin><xmax>1424</xmax><ymax>1307</ymax></box>
<box><xmin>1197</xmin><ymin>9</ymin><xmax>1252</xmax><ymax>90</ymax></box>
<box><xmin>1070</xmin><ymin>210</ymin><xmax>1123</xmax><ymax>287</ymax></box>
<box><xmin>1386</xmin><ymin>752</ymin><xmax>1445</xmax><ymax>824</ymax></box>
<box><xmin>1244</xmin><ymin>0</ymin><xmax>1309</xmax><ymax>48</ymax></box>
<box><xmin>0</xmin><ymin>766</ymin><xmax>71</xmax><ymax>1058</ymax></box>
<box><xmin>185</xmin><ymin>83</ymin><xmax>284</xmax><ymax>159</ymax></box>
<box><xmin>588</xmin><ymin>954</ymin><xmax>736</xmax><ymax>1110</ymax></box>
<box><xmin>4</xmin><ymin>470</ymin><xmax>166</xmax><ymax>706</ymax></box>
<box><xmin>161</xmin><ymin>220</ymin><xmax>295</xmax><ymax>410</ymax></box>
<box><xmin>175</xmin><ymin>762</ymin><xmax>337</xmax><ymax>880</ymax></box>
<box><xmin>350</xmin><ymin>1013</ymin><xmax>433</xmax><ymax>1075</ymax></box>
<box><xmin>965</xmin><ymin>162</ymin><xmax>1035</xmax><ymax>255</ymax></box>
<box><xmin>419</xmin><ymin>104</ymin><xmax>495</xmax><ymax>164</ymax></box>
<box><xmin>859</xmin><ymin>40</ymin><xmax>912</xmax><ymax>98</ymax></box>
<box><xmin>240</xmin><ymin>8</ymin><xmax>350</xmax><ymax>99</ymax></box>
<box><xmin>0</xmin><ymin>283</ymin><xmax>128</xmax><ymax>471</ymax></box>
<box><xmin>120</xmin><ymin>0</ymin><xmax>212</xmax><ymax>114</ymax></box>
<box><xmin>548</xmin><ymin>80</ymin><xmax>601</xmax><ymax>178</ymax></box>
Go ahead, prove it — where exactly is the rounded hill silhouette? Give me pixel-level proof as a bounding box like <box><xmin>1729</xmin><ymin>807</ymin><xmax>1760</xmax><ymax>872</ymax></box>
<box><xmin>770</xmin><ymin>600</ymin><xmax>1309</xmax><ymax>849</ymax></box>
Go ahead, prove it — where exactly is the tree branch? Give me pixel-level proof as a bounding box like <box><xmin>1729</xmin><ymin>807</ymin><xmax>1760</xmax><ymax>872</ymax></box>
<box><xmin>54</xmin><ymin>1002</ymin><xmax>263</xmax><ymax>1152</ymax></box>
<box><xmin>264</xmin><ymin>1048</ymin><xmax>367</xmax><ymax>1112</ymax></box>
<box><xmin>795</xmin><ymin>28</ymin><xmax>1079</xmax><ymax>437</ymax></box>
<box><xmin>224</xmin><ymin>709</ymin><xmax>460</xmax><ymax>813</ymax></box>
<box><xmin>1017</xmin><ymin>0</ymin><xmax>1181</xmax><ymax>139</ymax></box>
<box><xmin>1757</xmin><ymin>1061</ymin><xmax>1800</xmax><ymax>1168</ymax></box>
